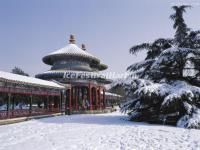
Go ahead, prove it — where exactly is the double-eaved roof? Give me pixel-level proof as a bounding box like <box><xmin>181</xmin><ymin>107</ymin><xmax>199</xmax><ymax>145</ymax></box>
<box><xmin>42</xmin><ymin>35</ymin><xmax>102</xmax><ymax>64</ymax></box>
<box><xmin>0</xmin><ymin>71</ymin><xmax>65</xmax><ymax>89</ymax></box>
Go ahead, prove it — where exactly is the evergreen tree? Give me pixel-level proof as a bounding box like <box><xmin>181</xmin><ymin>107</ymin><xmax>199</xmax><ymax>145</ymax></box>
<box><xmin>170</xmin><ymin>5</ymin><xmax>191</xmax><ymax>46</ymax></box>
<box><xmin>121</xmin><ymin>6</ymin><xmax>200</xmax><ymax>129</ymax></box>
<box><xmin>11</xmin><ymin>67</ymin><xmax>29</xmax><ymax>76</ymax></box>
<box><xmin>128</xmin><ymin>38</ymin><xmax>173</xmax><ymax>78</ymax></box>
<box><xmin>109</xmin><ymin>84</ymin><xmax>126</xmax><ymax>99</ymax></box>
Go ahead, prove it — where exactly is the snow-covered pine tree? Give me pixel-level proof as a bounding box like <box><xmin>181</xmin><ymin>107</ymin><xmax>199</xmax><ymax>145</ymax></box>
<box><xmin>11</xmin><ymin>67</ymin><xmax>29</xmax><ymax>76</ymax></box>
<box><xmin>121</xmin><ymin>6</ymin><xmax>200</xmax><ymax>128</ymax></box>
<box><xmin>170</xmin><ymin>5</ymin><xmax>191</xmax><ymax>46</ymax></box>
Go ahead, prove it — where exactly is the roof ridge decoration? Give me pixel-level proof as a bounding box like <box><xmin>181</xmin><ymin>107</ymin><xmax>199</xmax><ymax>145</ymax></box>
<box><xmin>69</xmin><ymin>34</ymin><xmax>76</xmax><ymax>44</ymax></box>
<box><xmin>81</xmin><ymin>44</ymin><xmax>86</xmax><ymax>51</ymax></box>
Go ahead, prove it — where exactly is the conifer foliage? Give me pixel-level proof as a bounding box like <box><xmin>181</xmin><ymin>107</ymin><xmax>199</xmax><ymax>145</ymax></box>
<box><xmin>122</xmin><ymin>6</ymin><xmax>200</xmax><ymax>128</ymax></box>
<box><xmin>11</xmin><ymin>67</ymin><xmax>29</xmax><ymax>76</ymax></box>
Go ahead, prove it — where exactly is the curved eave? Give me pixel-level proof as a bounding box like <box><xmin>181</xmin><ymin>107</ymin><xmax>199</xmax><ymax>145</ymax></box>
<box><xmin>36</xmin><ymin>71</ymin><xmax>112</xmax><ymax>84</ymax></box>
<box><xmin>98</xmin><ymin>64</ymin><xmax>108</xmax><ymax>71</ymax></box>
<box><xmin>97</xmin><ymin>78</ymin><xmax>112</xmax><ymax>84</ymax></box>
<box><xmin>43</xmin><ymin>54</ymin><xmax>100</xmax><ymax>66</ymax></box>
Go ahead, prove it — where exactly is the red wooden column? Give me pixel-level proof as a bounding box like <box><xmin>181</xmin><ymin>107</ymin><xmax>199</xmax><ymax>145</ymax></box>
<box><xmin>29</xmin><ymin>95</ymin><xmax>32</xmax><ymax>116</ymax></box>
<box><xmin>68</xmin><ymin>89</ymin><xmax>72</xmax><ymax>112</ymax></box>
<box><xmin>99</xmin><ymin>87</ymin><xmax>102</xmax><ymax>109</ymax></box>
<box><xmin>81</xmin><ymin>87</ymin><xmax>84</xmax><ymax>100</ymax></box>
<box><xmin>11</xmin><ymin>94</ymin><xmax>15</xmax><ymax>117</ymax></box>
<box><xmin>77</xmin><ymin>87</ymin><xmax>80</xmax><ymax>110</ymax></box>
<box><xmin>7</xmin><ymin>93</ymin><xmax>11</xmax><ymax>118</ymax></box>
<box><xmin>59</xmin><ymin>92</ymin><xmax>62</xmax><ymax>112</ymax></box>
<box><xmin>49</xmin><ymin>96</ymin><xmax>52</xmax><ymax>112</ymax></box>
<box><xmin>98</xmin><ymin>87</ymin><xmax>101</xmax><ymax>109</ymax></box>
<box><xmin>46</xmin><ymin>95</ymin><xmax>49</xmax><ymax>112</ymax></box>
<box><xmin>81</xmin><ymin>87</ymin><xmax>85</xmax><ymax>110</ymax></box>
<box><xmin>75</xmin><ymin>87</ymin><xmax>78</xmax><ymax>111</ymax></box>
<box><xmin>103</xmin><ymin>89</ymin><xmax>106</xmax><ymax>108</ymax></box>
<box><xmin>95</xmin><ymin>87</ymin><xmax>98</xmax><ymax>110</ymax></box>
<box><xmin>88</xmin><ymin>84</ymin><xmax>93</xmax><ymax>110</ymax></box>
<box><xmin>71</xmin><ymin>87</ymin><xmax>74</xmax><ymax>110</ymax></box>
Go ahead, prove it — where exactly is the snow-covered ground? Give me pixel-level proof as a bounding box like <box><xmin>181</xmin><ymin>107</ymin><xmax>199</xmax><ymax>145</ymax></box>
<box><xmin>0</xmin><ymin>111</ymin><xmax>200</xmax><ymax>150</ymax></box>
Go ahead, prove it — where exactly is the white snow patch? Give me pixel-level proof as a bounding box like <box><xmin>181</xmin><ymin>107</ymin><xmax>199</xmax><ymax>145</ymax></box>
<box><xmin>0</xmin><ymin>111</ymin><xmax>200</xmax><ymax>150</ymax></box>
<box><xmin>177</xmin><ymin>109</ymin><xmax>200</xmax><ymax>129</ymax></box>
<box><xmin>0</xmin><ymin>71</ymin><xmax>64</xmax><ymax>89</ymax></box>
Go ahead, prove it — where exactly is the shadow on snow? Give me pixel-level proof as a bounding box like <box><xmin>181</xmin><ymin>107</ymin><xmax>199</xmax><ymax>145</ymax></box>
<box><xmin>38</xmin><ymin>113</ymin><xmax>162</xmax><ymax>128</ymax></box>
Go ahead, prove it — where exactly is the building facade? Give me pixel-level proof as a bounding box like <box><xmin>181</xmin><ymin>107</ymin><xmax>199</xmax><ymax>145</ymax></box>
<box><xmin>0</xmin><ymin>71</ymin><xmax>64</xmax><ymax>120</ymax></box>
<box><xmin>36</xmin><ymin>35</ymin><xmax>112</xmax><ymax>112</ymax></box>
<box><xmin>0</xmin><ymin>35</ymin><xmax>121</xmax><ymax>120</ymax></box>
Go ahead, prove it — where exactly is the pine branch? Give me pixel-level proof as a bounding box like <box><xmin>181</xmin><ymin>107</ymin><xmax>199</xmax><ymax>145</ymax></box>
<box><xmin>129</xmin><ymin>43</ymin><xmax>151</xmax><ymax>54</ymax></box>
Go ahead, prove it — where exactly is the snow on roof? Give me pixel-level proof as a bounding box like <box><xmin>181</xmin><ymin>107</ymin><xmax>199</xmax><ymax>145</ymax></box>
<box><xmin>37</xmin><ymin>70</ymin><xmax>105</xmax><ymax>79</ymax></box>
<box><xmin>42</xmin><ymin>70</ymin><xmax>102</xmax><ymax>76</ymax></box>
<box><xmin>0</xmin><ymin>71</ymin><xmax>65</xmax><ymax>89</ymax></box>
<box><xmin>101</xmin><ymin>91</ymin><xmax>122</xmax><ymax>98</ymax></box>
<box><xmin>47</xmin><ymin>44</ymin><xmax>100</xmax><ymax>61</ymax></box>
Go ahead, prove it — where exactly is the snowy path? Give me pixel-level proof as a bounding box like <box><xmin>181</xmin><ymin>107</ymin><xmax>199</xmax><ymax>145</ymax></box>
<box><xmin>0</xmin><ymin>111</ymin><xmax>200</xmax><ymax>150</ymax></box>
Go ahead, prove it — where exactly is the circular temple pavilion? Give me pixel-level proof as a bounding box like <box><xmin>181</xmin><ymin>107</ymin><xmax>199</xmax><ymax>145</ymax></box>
<box><xmin>36</xmin><ymin>35</ymin><xmax>112</xmax><ymax>112</ymax></box>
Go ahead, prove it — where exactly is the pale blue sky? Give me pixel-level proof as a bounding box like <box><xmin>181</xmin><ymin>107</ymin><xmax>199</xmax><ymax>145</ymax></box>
<box><xmin>0</xmin><ymin>0</ymin><xmax>200</xmax><ymax>76</ymax></box>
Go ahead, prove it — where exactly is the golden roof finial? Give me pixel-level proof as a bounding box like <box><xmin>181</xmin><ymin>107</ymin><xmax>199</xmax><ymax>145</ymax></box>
<box><xmin>81</xmin><ymin>44</ymin><xmax>86</xmax><ymax>51</ymax></box>
<box><xmin>69</xmin><ymin>34</ymin><xmax>76</xmax><ymax>44</ymax></box>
